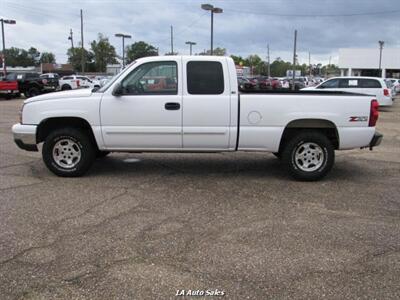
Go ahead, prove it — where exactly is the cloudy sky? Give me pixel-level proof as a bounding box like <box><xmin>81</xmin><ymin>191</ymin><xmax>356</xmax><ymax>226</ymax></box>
<box><xmin>1</xmin><ymin>0</ymin><xmax>399</xmax><ymax>65</ymax></box>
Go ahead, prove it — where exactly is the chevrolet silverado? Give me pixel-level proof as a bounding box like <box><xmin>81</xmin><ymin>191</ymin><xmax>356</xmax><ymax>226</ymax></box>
<box><xmin>12</xmin><ymin>56</ymin><xmax>382</xmax><ymax>180</ymax></box>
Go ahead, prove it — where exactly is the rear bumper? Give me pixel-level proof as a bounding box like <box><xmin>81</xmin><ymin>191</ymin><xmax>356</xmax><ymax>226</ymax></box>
<box><xmin>369</xmin><ymin>131</ymin><xmax>383</xmax><ymax>150</ymax></box>
<box><xmin>12</xmin><ymin>124</ymin><xmax>38</xmax><ymax>152</ymax></box>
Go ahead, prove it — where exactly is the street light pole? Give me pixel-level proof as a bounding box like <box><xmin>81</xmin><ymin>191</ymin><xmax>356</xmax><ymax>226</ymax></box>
<box><xmin>185</xmin><ymin>41</ymin><xmax>196</xmax><ymax>55</ymax></box>
<box><xmin>115</xmin><ymin>33</ymin><xmax>132</xmax><ymax>68</ymax></box>
<box><xmin>0</xmin><ymin>18</ymin><xmax>16</xmax><ymax>76</ymax></box>
<box><xmin>292</xmin><ymin>30</ymin><xmax>297</xmax><ymax>91</ymax></box>
<box><xmin>378</xmin><ymin>40</ymin><xmax>384</xmax><ymax>77</ymax></box>
<box><xmin>201</xmin><ymin>4</ymin><xmax>223</xmax><ymax>55</ymax></box>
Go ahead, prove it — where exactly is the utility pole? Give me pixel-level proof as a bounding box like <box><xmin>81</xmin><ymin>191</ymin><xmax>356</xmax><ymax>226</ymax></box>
<box><xmin>291</xmin><ymin>30</ymin><xmax>297</xmax><ymax>91</ymax></box>
<box><xmin>68</xmin><ymin>29</ymin><xmax>74</xmax><ymax>49</ymax></box>
<box><xmin>80</xmin><ymin>9</ymin><xmax>85</xmax><ymax>74</ymax></box>
<box><xmin>378</xmin><ymin>40</ymin><xmax>384</xmax><ymax>77</ymax></box>
<box><xmin>1</xmin><ymin>18</ymin><xmax>16</xmax><ymax>76</ymax></box>
<box><xmin>309</xmin><ymin>51</ymin><xmax>311</xmax><ymax>77</ymax></box>
<box><xmin>170</xmin><ymin>26</ymin><xmax>174</xmax><ymax>55</ymax></box>
<box><xmin>186</xmin><ymin>41</ymin><xmax>196</xmax><ymax>55</ymax></box>
<box><xmin>267</xmin><ymin>43</ymin><xmax>270</xmax><ymax>78</ymax></box>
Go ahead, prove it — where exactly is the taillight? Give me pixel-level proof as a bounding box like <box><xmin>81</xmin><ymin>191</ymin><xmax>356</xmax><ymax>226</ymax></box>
<box><xmin>369</xmin><ymin>99</ymin><xmax>379</xmax><ymax>127</ymax></box>
<box><xmin>76</xmin><ymin>80</ymin><xmax>80</xmax><ymax>87</ymax></box>
<box><xmin>42</xmin><ymin>79</ymin><xmax>47</xmax><ymax>84</ymax></box>
<box><xmin>383</xmin><ymin>88</ymin><xmax>389</xmax><ymax>96</ymax></box>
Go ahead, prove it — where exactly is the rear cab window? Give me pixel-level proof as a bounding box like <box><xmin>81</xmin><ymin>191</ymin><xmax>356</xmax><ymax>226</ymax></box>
<box><xmin>187</xmin><ymin>61</ymin><xmax>224</xmax><ymax>94</ymax></box>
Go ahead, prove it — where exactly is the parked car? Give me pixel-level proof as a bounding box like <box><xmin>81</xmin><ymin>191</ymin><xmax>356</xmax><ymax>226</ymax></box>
<box><xmin>287</xmin><ymin>78</ymin><xmax>306</xmax><ymax>90</ymax></box>
<box><xmin>59</xmin><ymin>75</ymin><xmax>101</xmax><ymax>90</ymax></box>
<box><xmin>13</xmin><ymin>56</ymin><xmax>382</xmax><ymax>181</ymax></box>
<box><xmin>5</xmin><ymin>72</ymin><xmax>53</xmax><ymax>98</ymax></box>
<box><xmin>385</xmin><ymin>79</ymin><xmax>396</xmax><ymax>100</ymax></box>
<box><xmin>40</xmin><ymin>73</ymin><xmax>60</xmax><ymax>92</ymax></box>
<box><xmin>386</xmin><ymin>78</ymin><xmax>400</xmax><ymax>95</ymax></box>
<box><xmin>302</xmin><ymin>76</ymin><xmax>393</xmax><ymax>106</ymax></box>
<box><xmin>0</xmin><ymin>75</ymin><xmax>19</xmax><ymax>99</ymax></box>
<box><xmin>238</xmin><ymin>77</ymin><xmax>257</xmax><ymax>91</ymax></box>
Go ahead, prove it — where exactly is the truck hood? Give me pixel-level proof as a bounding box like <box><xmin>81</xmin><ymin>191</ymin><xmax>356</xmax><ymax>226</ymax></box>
<box><xmin>24</xmin><ymin>88</ymin><xmax>93</xmax><ymax>104</ymax></box>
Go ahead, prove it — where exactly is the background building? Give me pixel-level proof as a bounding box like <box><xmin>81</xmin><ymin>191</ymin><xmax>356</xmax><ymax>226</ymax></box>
<box><xmin>338</xmin><ymin>48</ymin><xmax>400</xmax><ymax>78</ymax></box>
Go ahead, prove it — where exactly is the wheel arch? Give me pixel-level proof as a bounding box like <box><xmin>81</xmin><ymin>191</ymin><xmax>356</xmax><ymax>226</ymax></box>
<box><xmin>36</xmin><ymin>117</ymin><xmax>99</xmax><ymax>149</ymax></box>
<box><xmin>279</xmin><ymin>118</ymin><xmax>339</xmax><ymax>152</ymax></box>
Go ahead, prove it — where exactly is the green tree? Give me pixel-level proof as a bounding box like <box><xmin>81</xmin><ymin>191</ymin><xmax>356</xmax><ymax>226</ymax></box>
<box><xmin>321</xmin><ymin>64</ymin><xmax>340</xmax><ymax>77</ymax></box>
<box><xmin>67</xmin><ymin>47</ymin><xmax>94</xmax><ymax>72</ymax></box>
<box><xmin>199</xmin><ymin>47</ymin><xmax>226</xmax><ymax>56</ymax></box>
<box><xmin>270</xmin><ymin>57</ymin><xmax>292</xmax><ymax>77</ymax></box>
<box><xmin>126</xmin><ymin>41</ymin><xmax>158</xmax><ymax>63</ymax></box>
<box><xmin>39</xmin><ymin>52</ymin><xmax>56</xmax><ymax>64</ymax></box>
<box><xmin>245</xmin><ymin>54</ymin><xmax>265</xmax><ymax>75</ymax></box>
<box><xmin>230</xmin><ymin>55</ymin><xmax>244</xmax><ymax>65</ymax></box>
<box><xmin>90</xmin><ymin>33</ymin><xmax>118</xmax><ymax>72</ymax></box>
<box><xmin>3</xmin><ymin>47</ymin><xmax>35</xmax><ymax>67</ymax></box>
<box><xmin>27</xmin><ymin>47</ymin><xmax>41</xmax><ymax>65</ymax></box>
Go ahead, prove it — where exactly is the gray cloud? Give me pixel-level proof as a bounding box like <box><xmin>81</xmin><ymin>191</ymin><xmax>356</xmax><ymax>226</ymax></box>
<box><xmin>2</xmin><ymin>0</ymin><xmax>399</xmax><ymax>65</ymax></box>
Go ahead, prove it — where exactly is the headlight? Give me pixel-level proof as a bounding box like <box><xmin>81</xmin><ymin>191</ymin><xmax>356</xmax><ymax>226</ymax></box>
<box><xmin>19</xmin><ymin>102</ymin><xmax>25</xmax><ymax>124</ymax></box>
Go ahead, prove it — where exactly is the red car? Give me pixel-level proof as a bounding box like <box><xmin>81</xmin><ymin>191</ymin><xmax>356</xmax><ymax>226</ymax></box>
<box><xmin>257</xmin><ymin>77</ymin><xmax>282</xmax><ymax>90</ymax></box>
<box><xmin>0</xmin><ymin>77</ymin><xmax>19</xmax><ymax>99</ymax></box>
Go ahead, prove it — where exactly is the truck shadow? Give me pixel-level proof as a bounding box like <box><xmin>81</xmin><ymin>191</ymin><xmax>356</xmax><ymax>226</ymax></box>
<box><xmin>87</xmin><ymin>153</ymin><xmax>360</xmax><ymax>182</ymax></box>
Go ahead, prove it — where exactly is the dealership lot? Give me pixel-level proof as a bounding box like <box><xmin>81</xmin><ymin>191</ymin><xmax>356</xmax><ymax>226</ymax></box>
<box><xmin>0</xmin><ymin>97</ymin><xmax>399</xmax><ymax>299</ymax></box>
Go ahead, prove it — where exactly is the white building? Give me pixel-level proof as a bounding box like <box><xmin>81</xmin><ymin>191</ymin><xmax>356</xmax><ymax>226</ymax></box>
<box><xmin>338</xmin><ymin>48</ymin><xmax>400</xmax><ymax>78</ymax></box>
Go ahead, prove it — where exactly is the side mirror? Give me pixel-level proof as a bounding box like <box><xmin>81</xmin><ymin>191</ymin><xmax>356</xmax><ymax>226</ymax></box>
<box><xmin>112</xmin><ymin>83</ymin><xmax>123</xmax><ymax>96</ymax></box>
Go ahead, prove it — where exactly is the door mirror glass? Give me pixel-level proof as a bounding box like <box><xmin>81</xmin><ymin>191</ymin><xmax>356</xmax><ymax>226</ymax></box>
<box><xmin>112</xmin><ymin>83</ymin><xmax>123</xmax><ymax>96</ymax></box>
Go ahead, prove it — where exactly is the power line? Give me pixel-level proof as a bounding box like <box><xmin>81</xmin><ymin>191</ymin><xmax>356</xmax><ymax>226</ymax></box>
<box><xmin>224</xmin><ymin>8</ymin><xmax>400</xmax><ymax>17</ymax></box>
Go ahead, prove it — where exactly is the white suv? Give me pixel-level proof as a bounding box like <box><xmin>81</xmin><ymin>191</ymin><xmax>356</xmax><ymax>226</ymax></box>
<box><xmin>302</xmin><ymin>76</ymin><xmax>393</xmax><ymax>106</ymax></box>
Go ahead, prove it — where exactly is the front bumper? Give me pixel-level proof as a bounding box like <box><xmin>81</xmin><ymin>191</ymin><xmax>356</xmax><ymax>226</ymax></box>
<box><xmin>12</xmin><ymin>124</ymin><xmax>38</xmax><ymax>152</ymax></box>
<box><xmin>369</xmin><ymin>131</ymin><xmax>383</xmax><ymax>150</ymax></box>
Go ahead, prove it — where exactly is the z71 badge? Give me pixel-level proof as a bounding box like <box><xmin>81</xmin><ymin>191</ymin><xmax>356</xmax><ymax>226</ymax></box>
<box><xmin>349</xmin><ymin>116</ymin><xmax>368</xmax><ymax>122</ymax></box>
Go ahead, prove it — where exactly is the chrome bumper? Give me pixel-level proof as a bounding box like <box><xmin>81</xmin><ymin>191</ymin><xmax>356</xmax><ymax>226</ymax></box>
<box><xmin>12</xmin><ymin>124</ymin><xmax>38</xmax><ymax>151</ymax></box>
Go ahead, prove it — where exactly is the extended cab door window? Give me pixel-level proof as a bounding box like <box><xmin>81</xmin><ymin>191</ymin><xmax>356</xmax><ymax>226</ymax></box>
<box><xmin>121</xmin><ymin>61</ymin><xmax>178</xmax><ymax>95</ymax></box>
<box><xmin>187</xmin><ymin>61</ymin><xmax>224</xmax><ymax>94</ymax></box>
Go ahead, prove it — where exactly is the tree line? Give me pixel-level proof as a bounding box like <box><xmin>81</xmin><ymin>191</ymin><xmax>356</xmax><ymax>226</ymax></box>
<box><xmin>3</xmin><ymin>33</ymin><xmax>339</xmax><ymax>76</ymax></box>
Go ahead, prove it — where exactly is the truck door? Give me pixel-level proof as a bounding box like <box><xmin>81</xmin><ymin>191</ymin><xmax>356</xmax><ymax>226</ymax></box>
<box><xmin>100</xmin><ymin>59</ymin><xmax>182</xmax><ymax>150</ymax></box>
<box><xmin>182</xmin><ymin>58</ymin><xmax>231</xmax><ymax>150</ymax></box>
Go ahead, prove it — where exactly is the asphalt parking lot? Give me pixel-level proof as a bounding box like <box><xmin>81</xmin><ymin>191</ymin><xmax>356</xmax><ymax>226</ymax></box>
<box><xmin>1</xmin><ymin>96</ymin><xmax>399</xmax><ymax>299</ymax></box>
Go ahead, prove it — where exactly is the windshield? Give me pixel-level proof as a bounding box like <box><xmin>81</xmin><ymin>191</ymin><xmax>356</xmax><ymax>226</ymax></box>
<box><xmin>5</xmin><ymin>73</ymin><xmax>17</xmax><ymax>81</ymax></box>
<box><xmin>96</xmin><ymin>61</ymin><xmax>137</xmax><ymax>93</ymax></box>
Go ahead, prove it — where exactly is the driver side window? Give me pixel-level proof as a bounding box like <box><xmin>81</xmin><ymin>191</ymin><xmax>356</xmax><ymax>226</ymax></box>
<box><xmin>121</xmin><ymin>61</ymin><xmax>178</xmax><ymax>95</ymax></box>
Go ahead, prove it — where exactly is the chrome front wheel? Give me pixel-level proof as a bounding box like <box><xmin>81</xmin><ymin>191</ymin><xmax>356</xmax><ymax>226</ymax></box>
<box><xmin>52</xmin><ymin>138</ymin><xmax>82</xmax><ymax>169</ymax></box>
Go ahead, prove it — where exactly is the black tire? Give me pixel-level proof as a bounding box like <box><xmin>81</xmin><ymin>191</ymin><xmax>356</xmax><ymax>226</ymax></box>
<box><xmin>61</xmin><ymin>84</ymin><xmax>72</xmax><ymax>91</ymax></box>
<box><xmin>42</xmin><ymin>128</ymin><xmax>95</xmax><ymax>177</ymax></box>
<box><xmin>96</xmin><ymin>151</ymin><xmax>110</xmax><ymax>158</ymax></box>
<box><xmin>27</xmin><ymin>87</ymin><xmax>40</xmax><ymax>98</ymax></box>
<box><xmin>282</xmin><ymin>131</ymin><xmax>334</xmax><ymax>181</ymax></box>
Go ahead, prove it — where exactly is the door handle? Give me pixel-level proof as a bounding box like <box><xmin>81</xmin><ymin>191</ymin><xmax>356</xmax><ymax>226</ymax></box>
<box><xmin>165</xmin><ymin>102</ymin><xmax>180</xmax><ymax>110</ymax></box>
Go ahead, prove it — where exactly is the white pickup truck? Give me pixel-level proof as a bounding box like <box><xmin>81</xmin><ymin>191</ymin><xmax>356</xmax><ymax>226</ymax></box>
<box><xmin>12</xmin><ymin>56</ymin><xmax>382</xmax><ymax>181</ymax></box>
